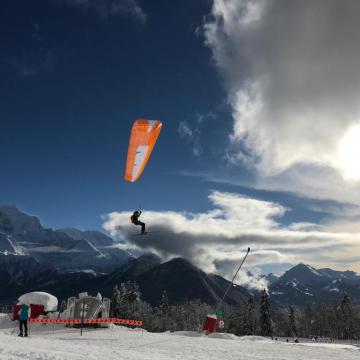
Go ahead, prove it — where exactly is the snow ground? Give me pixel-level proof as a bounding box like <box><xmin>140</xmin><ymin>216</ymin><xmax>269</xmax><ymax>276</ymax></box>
<box><xmin>0</xmin><ymin>319</ymin><xmax>359</xmax><ymax>360</ymax></box>
<box><xmin>0</xmin><ymin>313</ymin><xmax>13</xmax><ymax>329</ymax></box>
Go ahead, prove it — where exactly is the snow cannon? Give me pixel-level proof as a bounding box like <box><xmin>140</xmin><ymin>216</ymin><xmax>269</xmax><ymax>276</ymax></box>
<box><xmin>202</xmin><ymin>314</ymin><xmax>217</xmax><ymax>334</ymax></box>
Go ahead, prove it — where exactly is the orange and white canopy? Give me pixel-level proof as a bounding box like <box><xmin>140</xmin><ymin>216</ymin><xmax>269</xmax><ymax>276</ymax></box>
<box><xmin>124</xmin><ymin>119</ymin><xmax>162</xmax><ymax>182</ymax></box>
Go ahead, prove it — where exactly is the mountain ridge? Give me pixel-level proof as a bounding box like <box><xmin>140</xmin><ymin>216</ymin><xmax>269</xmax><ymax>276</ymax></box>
<box><xmin>269</xmin><ymin>262</ymin><xmax>360</xmax><ymax>306</ymax></box>
<box><xmin>0</xmin><ymin>206</ymin><xmax>132</xmax><ymax>273</ymax></box>
<box><xmin>1</xmin><ymin>205</ymin><xmax>360</xmax><ymax>307</ymax></box>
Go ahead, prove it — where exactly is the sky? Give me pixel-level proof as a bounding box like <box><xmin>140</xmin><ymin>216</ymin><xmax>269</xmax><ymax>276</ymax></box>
<box><xmin>2</xmin><ymin>0</ymin><xmax>360</xmax><ymax>281</ymax></box>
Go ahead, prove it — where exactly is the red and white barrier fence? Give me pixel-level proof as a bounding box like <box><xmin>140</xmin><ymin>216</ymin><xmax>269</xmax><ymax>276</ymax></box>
<box><xmin>29</xmin><ymin>317</ymin><xmax>143</xmax><ymax>326</ymax></box>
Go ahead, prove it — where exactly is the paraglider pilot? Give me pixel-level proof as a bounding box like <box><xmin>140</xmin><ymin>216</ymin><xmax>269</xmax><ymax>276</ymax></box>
<box><xmin>18</xmin><ymin>304</ymin><xmax>31</xmax><ymax>337</ymax></box>
<box><xmin>131</xmin><ymin>210</ymin><xmax>145</xmax><ymax>234</ymax></box>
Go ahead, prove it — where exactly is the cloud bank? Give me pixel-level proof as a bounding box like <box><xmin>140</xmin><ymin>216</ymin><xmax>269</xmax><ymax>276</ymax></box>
<box><xmin>203</xmin><ymin>0</ymin><xmax>360</xmax><ymax>204</ymax></box>
<box><xmin>103</xmin><ymin>191</ymin><xmax>360</xmax><ymax>289</ymax></box>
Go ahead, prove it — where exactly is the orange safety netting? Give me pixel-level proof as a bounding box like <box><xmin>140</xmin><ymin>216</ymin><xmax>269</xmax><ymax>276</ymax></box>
<box><xmin>29</xmin><ymin>317</ymin><xmax>143</xmax><ymax>326</ymax></box>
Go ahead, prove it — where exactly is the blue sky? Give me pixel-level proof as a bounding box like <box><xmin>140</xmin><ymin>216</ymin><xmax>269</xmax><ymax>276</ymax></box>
<box><xmin>0</xmin><ymin>0</ymin><xmax>225</xmax><ymax>228</ymax></box>
<box><xmin>2</xmin><ymin>0</ymin><xmax>360</xmax><ymax>276</ymax></box>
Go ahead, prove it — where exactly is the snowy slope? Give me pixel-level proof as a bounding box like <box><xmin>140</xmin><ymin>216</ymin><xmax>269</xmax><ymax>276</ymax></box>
<box><xmin>0</xmin><ymin>322</ymin><xmax>359</xmax><ymax>360</ymax></box>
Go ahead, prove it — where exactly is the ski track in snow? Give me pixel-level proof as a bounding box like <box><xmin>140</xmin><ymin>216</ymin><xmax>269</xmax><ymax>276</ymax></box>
<box><xmin>0</xmin><ymin>325</ymin><xmax>359</xmax><ymax>360</ymax></box>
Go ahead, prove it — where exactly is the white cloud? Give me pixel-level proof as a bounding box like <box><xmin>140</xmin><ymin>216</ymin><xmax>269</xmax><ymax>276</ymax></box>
<box><xmin>178</xmin><ymin>122</ymin><xmax>194</xmax><ymax>139</ymax></box>
<box><xmin>178</xmin><ymin>113</ymin><xmax>216</xmax><ymax>158</ymax></box>
<box><xmin>203</xmin><ymin>0</ymin><xmax>360</xmax><ymax>204</ymax></box>
<box><xmin>103</xmin><ymin>190</ymin><xmax>360</xmax><ymax>289</ymax></box>
<box><xmin>28</xmin><ymin>246</ymin><xmax>81</xmax><ymax>253</ymax></box>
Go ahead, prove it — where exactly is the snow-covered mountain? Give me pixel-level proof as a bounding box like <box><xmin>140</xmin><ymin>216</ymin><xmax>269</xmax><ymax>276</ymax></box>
<box><xmin>259</xmin><ymin>272</ymin><xmax>279</xmax><ymax>286</ymax></box>
<box><xmin>0</xmin><ymin>205</ymin><xmax>132</xmax><ymax>273</ymax></box>
<box><xmin>51</xmin><ymin>256</ymin><xmax>251</xmax><ymax>306</ymax></box>
<box><xmin>266</xmin><ymin>273</ymin><xmax>279</xmax><ymax>285</ymax></box>
<box><xmin>0</xmin><ymin>205</ymin><xmax>47</xmax><ymax>244</ymax></box>
<box><xmin>0</xmin><ymin>252</ymin><xmax>252</xmax><ymax>306</ymax></box>
<box><xmin>1</xmin><ymin>248</ymin><xmax>360</xmax><ymax>307</ymax></box>
<box><xmin>269</xmin><ymin>263</ymin><xmax>360</xmax><ymax>306</ymax></box>
<box><xmin>57</xmin><ymin>228</ymin><xmax>114</xmax><ymax>247</ymax></box>
<box><xmin>1</xmin><ymin>205</ymin><xmax>360</xmax><ymax>307</ymax></box>
<box><xmin>278</xmin><ymin>263</ymin><xmax>329</xmax><ymax>283</ymax></box>
<box><xmin>133</xmin><ymin>257</ymin><xmax>251</xmax><ymax>306</ymax></box>
<box><xmin>318</xmin><ymin>267</ymin><xmax>360</xmax><ymax>281</ymax></box>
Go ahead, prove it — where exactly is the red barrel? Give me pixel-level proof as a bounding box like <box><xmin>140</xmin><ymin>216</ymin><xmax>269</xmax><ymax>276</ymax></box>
<box><xmin>202</xmin><ymin>314</ymin><xmax>217</xmax><ymax>334</ymax></box>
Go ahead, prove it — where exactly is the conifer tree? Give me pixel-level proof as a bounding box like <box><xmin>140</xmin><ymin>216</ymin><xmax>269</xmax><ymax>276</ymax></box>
<box><xmin>289</xmin><ymin>305</ymin><xmax>297</xmax><ymax>336</ymax></box>
<box><xmin>124</xmin><ymin>281</ymin><xmax>141</xmax><ymax>304</ymax></box>
<box><xmin>118</xmin><ymin>283</ymin><xmax>128</xmax><ymax>313</ymax></box>
<box><xmin>157</xmin><ymin>290</ymin><xmax>170</xmax><ymax>331</ymax></box>
<box><xmin>110</xmin><ymin>285</ymin><xmax>121</xmax><ymax>317</ymax></box>
<box><xmin>303</xmin><ymin>303</ymin><xmax>313</xmax><ymax>336</ymax></box>
<box><xmin>159</xmin><ymin>290</ymin><xmax>169</xmax><ymax>314</ymax></box>
<box><xmin>259</xmin><ymin>289</ymin><xmax>272</xmax><ymax>337</ymax></box>
<box><xmin>244</xmin><ymin>295</ymin><xmax>256</xmax><ymax>335</ymax></box>
<box><xmin>339</xmin><ymin>293</ymin><xmax>354</xmax><ymax>340</ymax></box>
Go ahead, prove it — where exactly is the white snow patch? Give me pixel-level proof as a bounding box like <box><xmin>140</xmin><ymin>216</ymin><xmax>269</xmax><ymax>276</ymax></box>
<box><xmin>0</xmin><ymin>313</ymin><xmax>14</xmax><ymax>329</ymax></box>
<box><xmin>172</xmin><ymin>331</ymin><xmax>204</xmax><ymax>338</ymax></box>
<box><xmin>305</xmin><ymin>265</ymin><xmax>325</xmax><ymax>277</ymax></box>
<box><xmin>28</xmin><ymin>246</ymin><xmax>82</xmax><ymax>253</ymax></box>
<box><xmin>86</xmin><ymin>240</ymin><xmax>106</xmax><ymax>258</ymax></box>
<box><xmin>239</xmin><ymin>335</ymin><xmax>274</xmax><ymax>342</ymax></box>
<box><xmin>18</xmin><ymin>292</ymin><xmax>58</xmax><ymax>312</ymax></box>
<box><xmin>208</xmin><ymin>332</ymin><xmax>239</xmax><ymax>340</ymax></box>
<box><xmin>7</xmin><ymin>235</ymin><xmax>26</xmax><ymax>255</ymax></box>
<box><xmin>67</xmin><ymin>269</ymin><xmax>99</xmax><ymax>276</ymax></box>
<box><xmin>0</xmin><ymin>326</ymin><xmax>359</xmax><ymax>360</ymax></box>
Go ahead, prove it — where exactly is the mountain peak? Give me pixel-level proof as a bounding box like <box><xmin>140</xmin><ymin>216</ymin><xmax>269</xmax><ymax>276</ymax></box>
<box><xmin>164</xmin><ymin>257</ymin><xmax>200</xmax><ymax>271</ymax></box>
<box><xmin>135</xmin><ymin>256</ymin><xmax>249</xmax><ymax>306</ymax></box>
<box><xmin>0</xmin><ymin>204</ymin><xmax>18</xmax><ymax>211</ymax></box>
<box><xmin>0</xmin><ymin>205</ymin><xmax>28</xmax><ymax>221</ymax></box>
<box><xmin>298</xmin><ymin>263</ymin><xmax>324</xmax><ymax>274</ymax></box>
<box><xmin>137</xmin><ymin>253</ymin><xmax>162</xmax><ymax>265</ymax></box>
<box><xmin>278</xmin><ymin>263</ymin><xmax>328</xmax><ymax>285</ymax></box>
<box><xmin>0</xmin><ymin>205</ymin><xmax>44</xmax><ymax>238</ymax></box>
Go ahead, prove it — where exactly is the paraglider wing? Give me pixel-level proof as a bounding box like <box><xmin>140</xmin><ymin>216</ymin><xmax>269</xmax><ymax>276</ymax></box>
<box><xmin>124</xmin><ymin>119</ymin><xmax>162</xmax><ymax>182</ymax></box>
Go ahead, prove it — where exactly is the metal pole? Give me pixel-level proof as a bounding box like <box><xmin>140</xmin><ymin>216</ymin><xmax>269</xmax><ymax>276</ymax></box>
<box><xmin>80</xmin><ymin>299</ymin><xmax>85</xmax><ymax>336</ymax></box>
<box><xmin>215</xmin><ymin>247</ymin><xmax>250</xmax><ymax>314</ymax></box>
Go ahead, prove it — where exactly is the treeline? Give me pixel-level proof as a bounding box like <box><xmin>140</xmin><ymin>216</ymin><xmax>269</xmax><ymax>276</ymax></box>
<box><xmin>110</xmin><ymin>282</ymin><xmax>360</xmax><ymax>340</ymax></box>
